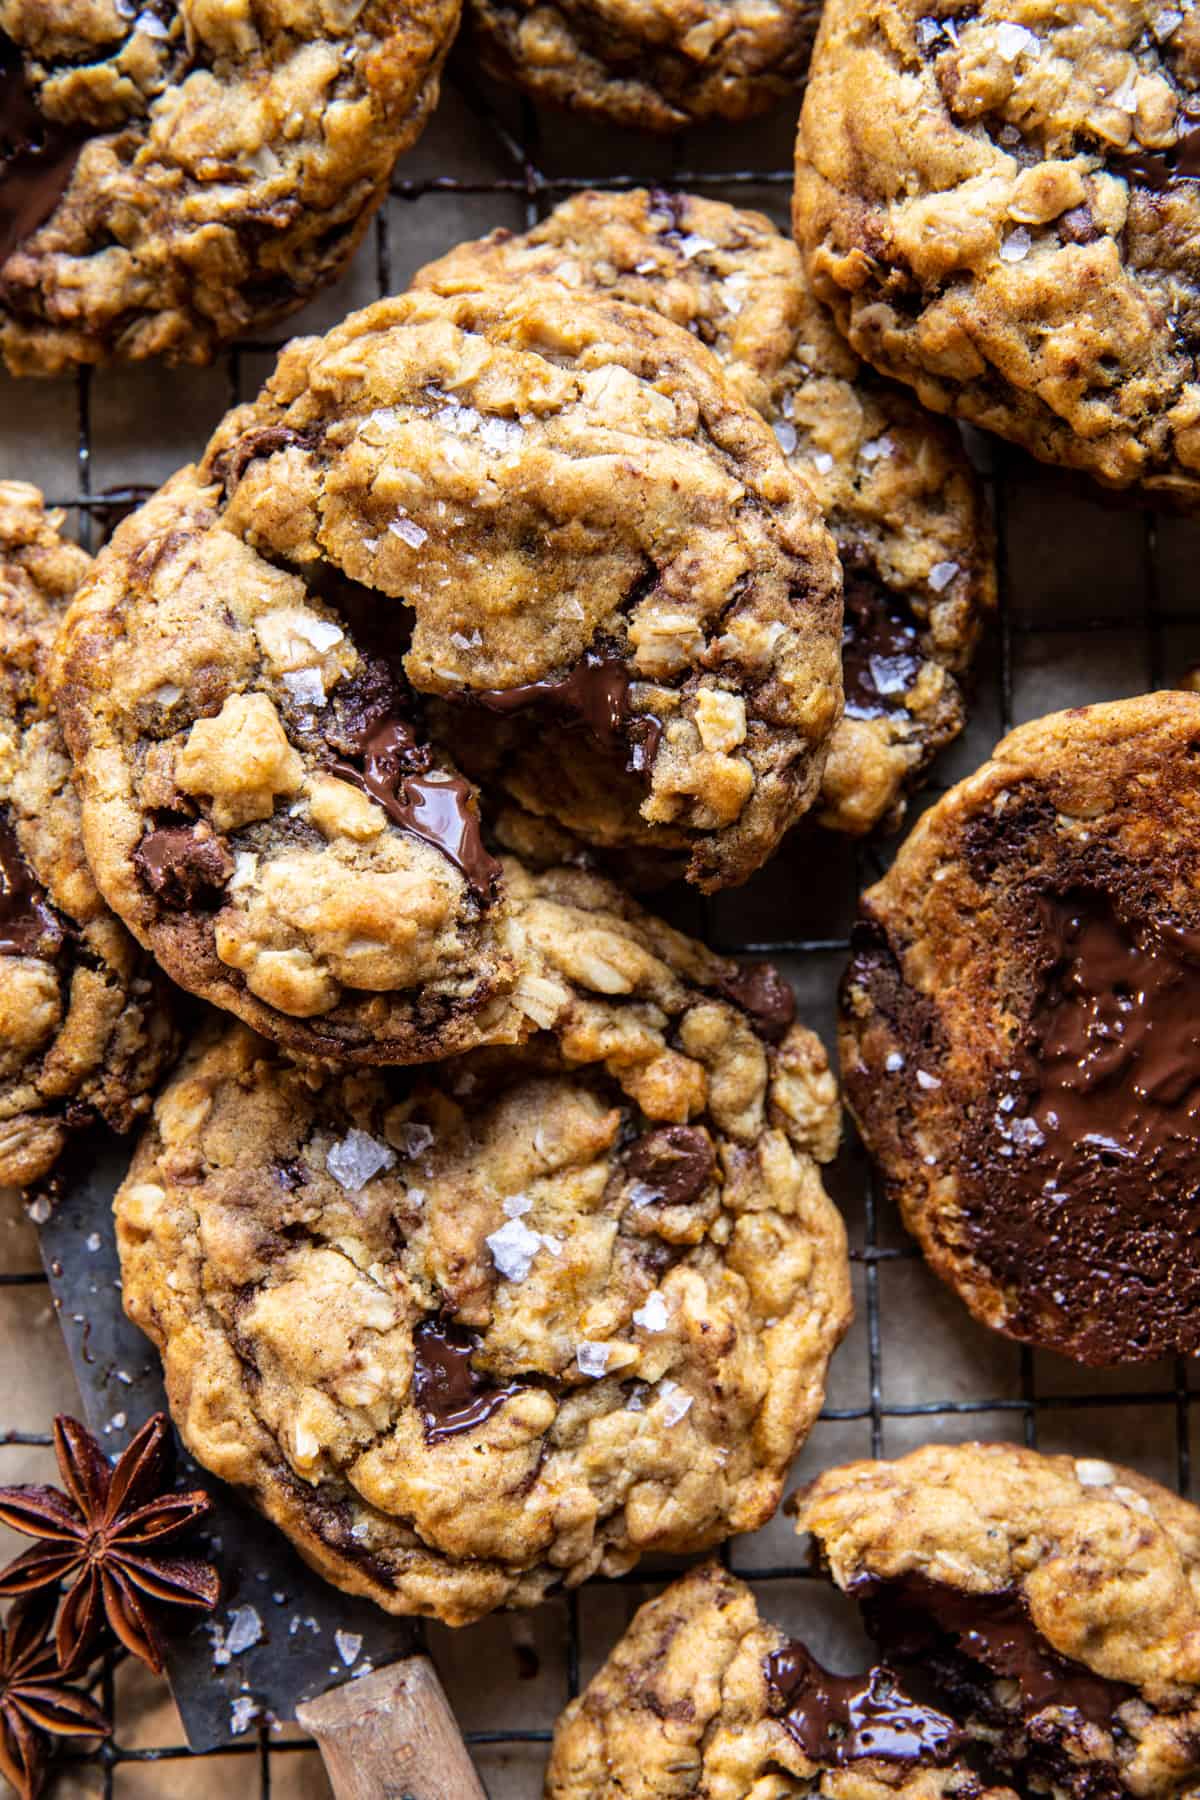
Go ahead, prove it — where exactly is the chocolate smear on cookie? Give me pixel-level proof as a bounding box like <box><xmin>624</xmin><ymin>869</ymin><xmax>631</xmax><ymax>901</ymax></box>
<box><xmin>765</xmin><ymin>1639</ymin><xmax>964</xmax><ymax>1767</ymax></box>
<box><xmin>0</xmin><ymin>33</ymin><xmax>85</xmax><ymax>265</ymax></box>
<box><xmin>331</xmin><ymin>717</ymin><xmax>501</xmax><ymax>900</ymax></box>
<box><xmin>134</xmin><ymin>823</ymin><xmax>233</xmax><ymax>909</ymax></box>
<box><xmin>0</xmin><ymin>811</ymin><xmax>63</xmax><ymax>955</ymax></box>
<box><xmin>473</xmin><ymin>649</ymin><xmax>663</xmax><ymax>776</ymax></box>
<box><xmin>411</xmin><ymin>1316</ymin><xmax>525</xmax><ymax>1444</ymax></box>
<box><xmin>625</xmin><ymin>1125</ymin><xmax>715</xmax><ymax>1206</ymax></box>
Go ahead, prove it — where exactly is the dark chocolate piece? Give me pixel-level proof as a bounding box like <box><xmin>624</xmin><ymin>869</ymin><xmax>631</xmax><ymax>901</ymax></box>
<box><xmin>0</xmin><ymin>32</ymin><xmax>84</xmax><ymax>265</ymax></box>
<box><xmin>331</xmin><ymin>717</ymin><xmax>501</xmax><ymax>900</ymax></box>
<box><xmin>1112</xmin><ymin>123</ymin><xmax>1200</xmax><ymax>191</ymax></box>
<box><xmin>841</xmin><ymin>572</ymin><xmax>923</xmax><ymax>721</ymax></box>
<box><xmin>624</xmin><ymin>1125</ymin><xmax>715</xmax><ymax>1206</ymax></box>
<box><xmin>0</xmin><ymin>810</ymin><xmax>62</xmax><ymax>955</ymax></box>
<box><xmin>410</xmin><ymin>1316</ymin><xmax>525</xmax><ymax>1444</ymax></box>
<box><xmin>472</xmin><ymin>650</ymin><xmax>663</xmax><ymax>776</ymax></box>
<box><xmin>134</xmin><ymin>824</ymin><xmax>234</xmax><ymax>909</ymax></box>
<box><xmin>765</xmin><ymin>1639</ymin><xmax>964</xmax><ymax>1766</ymax></box>
<box><xmin>716</xmin><ymin>960</ymin><xmax>795</xmax><ymax>1043</ymax></box>
<box><xmin>963</xmin><ymin>889</ymin><xmax>1200</xmax><ymax>1361</ymax></box>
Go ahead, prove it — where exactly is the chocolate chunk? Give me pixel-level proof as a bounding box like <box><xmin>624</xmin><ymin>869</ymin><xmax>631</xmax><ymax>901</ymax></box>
<box><xmin>0</xmin><ymin>32</ymin><xmax>85</xmax><ymax>266</ymax></box>
<box><xmin>625</xmin><ymin>1125</ymin><xmax>715</xmax><ymax>1206</ymax></box>
<box><xmin>962</xmin><ymin>889</ymin><xmax>1200</xmax><ymax>1362</ymax></box>
<box><xmin>134</xmin><ymin>823</ymin><xmax>234</xmax><ymax>908</ymax></box>
<box><xmin>765</xmin><ymin>1639</ymin><xmax>964</xmax><ymax>1767</ymax></box>
<box><xmin>410</xmin><ymin>1315</ymin><xmax>525</xmax><ymax>1444</ymax></box>
<box><xmin>1059</xmin><ymin>204</ymin><xmax>1099</xmax><ymax>245</ymax></box>
<box><xmin>716</xmin><ymin>960</ymin><xmax>795</xmax><ymax>1042</ymax></box>
<box><xmin>1112</xmin><ymin>123</ymin><xmax>1200</xmax><ymax>191</ymax></box>
<box><xmin>0</xmin><ymin>810</ymin><xmax>63</xmax><ymax>956</ymax></box>
<box><xmin>472</xmin><ymin>648</ymin><xmax>663</xmax><ymax>777</ymax></box>
<box><xmin>842</xmin><ymin>571</ymin><xmax>923</xmax><ymax>721</ymax></box>
<box><xmin>331</xmin><ymin>716</ymin><xmax>501</xmax><ymax>900</ymax></box>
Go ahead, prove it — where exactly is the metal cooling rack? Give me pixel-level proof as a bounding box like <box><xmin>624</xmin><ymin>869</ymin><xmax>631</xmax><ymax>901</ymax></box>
<box><xmin>1</xmin><ymin>60</ymin><xmax>1197</xmax><ymax>1797</ymax></box>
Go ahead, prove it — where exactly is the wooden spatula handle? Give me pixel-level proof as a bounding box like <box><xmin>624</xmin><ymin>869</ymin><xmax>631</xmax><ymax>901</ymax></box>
<box><xmin>296</xmin><ymin>1654</ymin><xmax>487</xmax><ymax>1799</ymax></box>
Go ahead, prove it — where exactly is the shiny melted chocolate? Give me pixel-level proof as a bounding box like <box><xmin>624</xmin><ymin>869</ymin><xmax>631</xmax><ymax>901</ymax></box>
<box><xmin>0</xmin><ymin>811</ymin><xmax>62</xmax><ymax>955</ymax></box>
<box><xmin>410</xmin><ymin>1316</ymin><xmax>525</xmax><ymax>1444</ymax></box>
<box><xmin>332</xmin><ymin>717</ymin><xmax>501</xmax><ymax>900</ymax></box>
<box><xmin>842</xmin><ymin>573</ymin><xmax>923</xmax><ymax>721</ymax></box>
<box><xmin>473</xmin><ymin>650</ymin><xmax>663</xmax><ymax>776</ymax></box>
<box><xmin>765</xmin><ymin>1640</ymin><xmax>964</xmax><ymax>1766</ymax></box>
<box><xmin>965</xmin><ymin>890</ymin><xmax>1200</xmax><ymax>1361</ymax></box>
<box><xmin>1</xmin><ymin>32</ymin><xmax>84</xmax><ymax>265</ymax></box>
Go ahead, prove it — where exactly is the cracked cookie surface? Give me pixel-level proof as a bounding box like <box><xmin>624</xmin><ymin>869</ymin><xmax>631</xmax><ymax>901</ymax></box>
<box><xmin>52</xmin><ymin>287</ymin><xmax>842</xmax><ymax>1048</ymax></box>
<box><xmin>465</xmin><ymin>0</ymin><xmax>818</xmax><ymax>131</ymax></box>
<box><xmin>0</xmin><ymin>0</ymin><xmax>459</xmax><ymax>376</ymax></box>
<box><xmin>794</xmin><ymin>0</ymin><xmax>1200</xmax><ymax>503</ymax></box>
<box><xmin>418</xmin><ymin>190</ymin><xmax>994</xmax><ymax>837</ymax></box>
<box><xmin>114</xmin><ymin>910</ymin><xmax>850</xmax><ymax>1624</ymax></box>
<box><xmin>840</xmin><ymin>692</ymin><xmax>1200</xmax><ymax>1365</ymax></box>
<box><xmin>0</xmin><ymin>482</ymin><xmax>173</xmax><ymax>1186</ymax></box>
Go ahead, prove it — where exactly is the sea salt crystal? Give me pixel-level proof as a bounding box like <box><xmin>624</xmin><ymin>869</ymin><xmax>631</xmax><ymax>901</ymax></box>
<box><xmin>295</xmin><ymin>617</ymin><xmax>343</xmax><ymax>652</ymax></box>
<box><xmin>478</xmin><ymin>416</ymin><xmax>524</xmax><ymax>453</ymax></box>
<box><xmin>503</xmin><ymin>1193</ymin><xmax>533</xmax><ymax>1219</ymax></box>
<box><xmin>327</xmin><ymin>1129</ymin><xmax>396</xmax><ymax>1193</ymax></box>
<box><xmin>811</xmin><ymin>451</ymin><xmax>835</xmax><ymax>475</ymax></box>
<box><xmin>390</xmin><ymin>515</ymin><xmax>428</xmax><ymax>549</ymax></box>
<box><xmin>1153</xmin><ymin>7</ymin><xmax>1183</xmax><ymax>38</ymax></box>
<box><xmin>773</xmin><ymin>420</ymin><xmax>798</xmax><ymax>454</ymax></box>
<box><xmin>561</xmin><ymin>596</ymin><xmax>585</xmax><ymax>621</ymax></box>
<box><xmin>577</xmin><ymin>1341</ymin><xmax>616</xmax><ymax>1377</ymax></box>
<box><xmin>676</xmin><ymin>233</ymin><xmax>715</xmax><ymax>260</ymax></box>
<box><xmin>27</xmin><ymin>1197</ymin><xmax>50</xmax><ymax>1225</ymax></box>
<box><xmin>915</xmin><ymin>1070</ymin><xmax>942</xmax><ymax>1091</ymax></box>
<box><xmin>885</xmin><ymin>1051</ymin><xmax>905</xmax><ymax>1073</ymax></box>
<box><xmin>225</xmin><ymin>1606</ymin><xmax>264</xmax><ymax>1657</ymax></box>
<box><xmin>1007</xmin><ymin>1116</ymin><xmax>1045</xmax><ymax>1148</ymax></box>
<box><xmin>928</xmin><ymin>560</ymin><xmax>959</xmax><ymax>592</ymax></box>
<box><xmin>450</xmin><ymin>629</ymin><xmax>483</xmax><ymax>651</ymax></box>
<box><xmin>869</xmin><ymin>654</ymin><xmax>913</xmax><ymax>696</ymax></box>
<box><xmin>136</xmin><ymin>8</ymin><xmax>170</xmax><ymax>36</ymax></box>
<box><xmin>398</xmin><ymin>1122</ymin><xmax>433</xmax><ymax>1158</ymax></box>
<box><xmin>996</xmin><ymin>21</ymin><xmax>1037</xmax><ymax>59</ymax></box>
<box><xmin>633</xmin><ymin>1293</ymin><xmax>669</xmax><ymax>1332</ymax></box>
<box><xmin>150</xmin><ymin>683</ymin><xmax>182</xmax><ymax>705</ymax></box>
<box><xmin>1000</xmin><ymin>227</ymin><xmax>1032</xmax><ymax>263</ymax></box>
<box><xmin>540</xmin><ymin>1233</ymin><xmax>563</xmax><ymax>1256</ymax></box>
<box><xmin>486</xmin><ymin>1217</ymin><xmax>542</xmax><ymax>1281</ymax></box>
<box><xmin>915</xmin><ymin>15</ymin><xmax>943</xmax><ymax>48</ymax></box>
<box><xmin>335</xmin><ymin>1631</ymin><xmax>363</xmax><ymax>1668</ymax></box>
<box><xmin>229</xmin><ymin>1697</ymin><xmax>259</xmax><ymax>1735</ymax></box>
<box><xmin>657</xmin><ymin>1380</ymin><xmax>693</xmax><ymax>1426</ymax></box>
<box><xmin>87</xmin><ymin>1232</ymin><xmax>102</xmax><ymax>1252</ymax></box>
<box><xmin>283</xmin><ymin>669</ymin><xmax>325</xmax><ymax>707</ymax></box>
<box><xmin>860</xmin><ymin>435</ymin><xmax>893</xmax><ymax>463</ymax></box>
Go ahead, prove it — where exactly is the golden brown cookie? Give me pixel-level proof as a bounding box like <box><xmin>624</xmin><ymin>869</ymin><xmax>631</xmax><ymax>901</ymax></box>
<box><xmin>114</xmin><ymin>916</ymin><xmax>850</xmax><ymax>1624</ymax></box>
<box><xmin>794</xmin><ymin>0</ymin><xmax>1200</xmax><ymax>504</ymax></box>
<box><xmin>417</xmin><ymin>190</ymin><xmax>994</xmax><ymax>837</ymax></box>
<box><xmin>0</xmin><ymin>0</ymin><xmax>459</xmax><ymax>375</ymax></box>
<box><xmin>841</xmin><ymin>692</ymin><xmax>1200</xmax><ymax>1365</ymax></box>
<box><xmin>548</xmin><ymin>1442</ymin><xmax>1200</xmax><ymax>1797</ymax></box>
<box><xmin>465</xmin><ymin>0</ymin><xmax>818</xmax><ymax>131</ymax></box>
<box><xmin>0</xmin><ymin>482</ymin><xmax>173</xmax><ymax>1187</ymax></box>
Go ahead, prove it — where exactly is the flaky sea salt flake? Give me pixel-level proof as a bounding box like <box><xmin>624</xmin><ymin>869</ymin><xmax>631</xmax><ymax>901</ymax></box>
<box><xmin>225</xmin><ymin>1606</ymin><xmax>263</xmax><ymax>1657</ymax></box>
<box><xmin>928</xmin><ymin>560</ymin><xmax>959</xmax><ymax>592</ymax></box>
<box><xmin>1000</xmin><ymin>227</ymin><xmax>1032</xmax><ymax>262</ymax></box>
<box><xmin>230</xmin><ymin>1697</ymin><xmax>259</xmax><ymax>1735</ymax></box>
<box><xmin>576</xmin><ymin>1341</ymin><xmax>616</xmax><ymax>1377</ymax></box>
<box><xmin>390</xmin><ymin>515</ymin><xmax>428</xmax><ymax>549</ymax></box>
<box><xmin>335</xmin><ymin>1631</ymin><xmax>363</xmax><ymax>1667</ymax></box>
<box><xmin>283</xmin><ymin>669</ymin><xmax>325</xmax><ymax>707</ymax></box>
<box><xmin>633</xmin><ymin>1293</ymin><xmax>670</xmax><ymax>1332</ymax></box>
<box><xmin>996</xmin><ymin>21</ymin><xmax>1037</xmax><ymax>58</ymax></box>
<box><xmin>327</xmin><ymin>1128</ymin><xmax>396</xmax><ymax>1193</ymax></box>
<box><xmin>487</xmin><ymin>1217</ymin><xmax>542</xmax><ymax>1281</ymax></box>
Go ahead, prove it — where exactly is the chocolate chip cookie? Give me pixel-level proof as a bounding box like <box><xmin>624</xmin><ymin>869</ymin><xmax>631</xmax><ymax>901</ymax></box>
<box><xmin>0</xmin><ymin>0</ymin><xmax>459</xmax><ymax>376</ymax></box>
<box><xmin>841</xmin><ymin>692</ymin><xmax>1200</xmax><ymax>1365</ymax></box>
<box><xmin>417</xmin><ymin>190</ymin><xmax>994</xmax><ymax>836</ymax></box>
<box><xmin>549</xmin><ymin>1441</ymin><xmax>1200</xmax><ymax>1798</ymax></box>
<box><xmin>795</xmin><ymin>0</ymin><xmax>1200</xmax><ymax>503</ymax></box>
<box><xmin>53</xmin><ymin>290</ymin><xmax>842</xmax><ymax>1065</ymax></box>
<box><xmin>114</xmin><ymin>924</ymin><xmax>850</xmax><ymax>1624</ymax></box>
<box><xmin>0</xmin><ymin>482</ymin><xmax>173</xmax><ymax>1187</ymax></box>
<box><xmin>466</xmin><ymin>0</ymin><xmax>818</xmax><ymax>131</ymax></box>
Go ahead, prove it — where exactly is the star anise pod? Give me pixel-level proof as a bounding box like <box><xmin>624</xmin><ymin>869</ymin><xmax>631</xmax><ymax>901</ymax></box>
<box><xmin>0</xmin><ymin>1414</ymin><xmax>219</xmax><ymax>1675</ymax></box>
<box><xmin>0</xmin><ymin>1591</ymin><xmax>108</xmax><ymax>1800</ymax></box>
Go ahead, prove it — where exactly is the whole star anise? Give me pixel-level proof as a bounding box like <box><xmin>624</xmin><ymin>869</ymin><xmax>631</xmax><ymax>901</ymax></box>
<box><xmin>0</xmin><ymin>1591</ymin><xmax>108</xmax><ymax>1800</ymax></box>
<box><xmin>0</xmin><ymin>1414</ymin><xmax>219</xmax><ymax>1675</ymax></box>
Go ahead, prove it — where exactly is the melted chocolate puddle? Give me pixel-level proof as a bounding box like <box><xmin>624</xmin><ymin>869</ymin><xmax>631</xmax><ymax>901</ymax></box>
<box><xmin>964</xmin><ymin>889</ymin><xmax>1200</xmax><ymax>1360</ymax></box>
<box><xmin>472</xmin><ymin>650</ymin><xmax>663</xmax><ymax>776</ymax></box>
<box><xmin>410</xmin><ymin>1316</ymin><xmax>525</xmax><ymax>1444</ymax></box>
<box><xmin>331</xmin><ymin>717</ymin><xmax>501</xmax><ymax>900</ymax></box>
<box><xmin>765</xmin><ymin>1640</ymin><xmax>965</xmax><ymax>1766</ymax></box>
<box><xmin>1</xmin><ymin>32</ymin><xmax>85</xmax><ymax>265</ymax></box>
<box><xmin>842</xmin><ymin>573</ymin><xmax>923</xmax><ymax>721</ymax></box>
<box><xmin>0</xmin><ymin>811</ymin><xmax>63</xmax><ymax>955</ymax></box>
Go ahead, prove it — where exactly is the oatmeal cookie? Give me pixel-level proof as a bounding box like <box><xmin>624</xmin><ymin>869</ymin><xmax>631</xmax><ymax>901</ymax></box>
<box><xmin>53</xmin><ymin>290</ymin><xmax>841</xmax><ymax>1058</ymax></box>
<box><xmin>549</xmin><ymin>1442</ymin><xmax>1200</xmax><ymax>1798</ymax></box>
<box><xmin>114</xmin><ymin>924</ymin><xmax>850</xmax><ymax>1624</ymax></box>
<box><xmin>465</xmin><ymin>0</ymin><xmax>818</xmax><ymax>132</ymax></box>
<box><xmin>0</xmin><ymin>0</ymin><xmax>459</xmax><ymax>376</ymax></box>
<box><xmin>418</xmin><ymin>190</ymin><xmax>994</xmax><ymax>836</ymax></box>
<box><xmin>841</xmin><ymin>692</ymin><xmax>1200</xmax><ymax>1365</ymax></box>
<box><xmin>794</xmin><ymin>0</ymin><xmax>1200</xmax><ymax>503</ymax></box>
<box><xmin>0</xmin><ymin>482</ymin><xmax>173</xmax><ymax>1187</ymax></box>
<box><xmin>545</xmin><ymin>1559</ymin><xmax>1015</xmax><ymax>1798</ymax></box>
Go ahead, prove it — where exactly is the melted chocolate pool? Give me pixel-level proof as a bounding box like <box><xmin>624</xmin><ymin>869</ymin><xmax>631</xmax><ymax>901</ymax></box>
<box><xmin>0</xmin><ymin>811</ymin><xmax>62</xmax><ymax>955</ymax></box>
<box><xmin>1</xmin><ymin>32</ymin><xmax>84</xmax><ymax>265</ymax></box>
<box><xmin>473</xmin><ymin>650</ymin><xmax>663</xmax><ymax>776</ymax></box>
<box><xmin>842</xmin><ymin>574</ymin><xmax>922</xmax><ymax>721</ymax></box>
<box><xmin>410</xmin><ymin>1316</ymin><xmax>525</xmax><ymax>1444</ymax></box>
<box><xmin>766</xmin><ymin>1640</ymin><xmax>964</xmax><ymax>1766</ymax></box>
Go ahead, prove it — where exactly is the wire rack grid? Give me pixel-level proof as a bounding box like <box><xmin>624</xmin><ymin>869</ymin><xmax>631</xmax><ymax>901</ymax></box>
<box><xmin>1</xmin><ymin>55</ymin><xmax>1198</xmax><ymax>1798</ymax></box>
